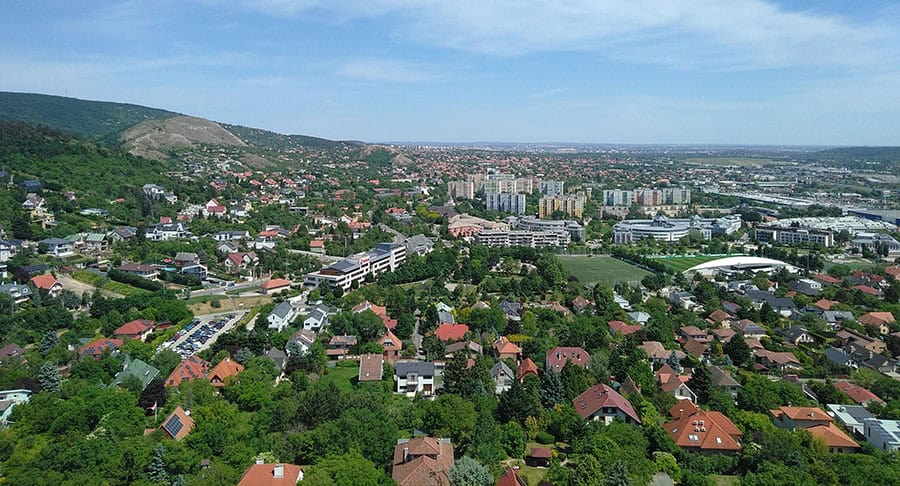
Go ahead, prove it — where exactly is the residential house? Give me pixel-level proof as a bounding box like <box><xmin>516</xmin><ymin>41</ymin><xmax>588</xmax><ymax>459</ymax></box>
<box><xmin>0</xmin><ymin>344</ymin><xmax>25</xmax><ymax>364</ymax></box>
<box><xmin>113</xmin><ymin>357</ymin><xmax>160</xmax><ymax>391</ymax></box>
<box><xmin>404</xmin><ymin>234</ymin><xmax>436</xmax><ymax>256</ymax></box>
<box><xmin>712</xmin><ymin>328</ymin><xmax>736</xmax><ymax>343</ymax></box>
<box><xmin>683</xmin><ymin>339</ymin><xmax>711</xmax><ymax>362</ymax></box>
<box><xmin>434</xmin><ymin>324</ymin><xmax>469</xmax><ymax>343</ymax></box>
<box><xmin>573</xmin><ymin>383</ymin><xmax>642</xmax><ymax>425</ymax></box>
<box><xmin>491</xmin><ymin>361</ymin><xmax>516</xmax><ymax>394</ymax></box>
<box><xmin>664</xmin><ymin>400</ymin><xmax>742</xmax><ymax>453</ymax></box>
<box><xmin>116</xmin><ymin>264</ymin><xmax>159</xmax><ymax>279</ymax></box>
<box><xmin>207</xmin><ymin>358</ymin><xmax>244</xmax><ymax>388</ymax></box>
<box><xmin>572</xmin><ymin>296</ymin><xmax>592</xmax><ymax>314</ymax></box>
<box><xmin>641</xmin><ymin>341</ymin><xmax>687</xmax><ymax>367</ymax></box>
<box><xmin>0</xmin><ymin>284</ymin><xmax>32</xmax><ymax>305</ymax></box>
<box><xmin>267</xmin><ymin>302</ymin><xmax>296</xmax><ymax>332</ymax></box>
<box><xmin>303</xmin><ymin>305</ymin><xmax>330</xmax><ymax>332</ymax></box>
<box><xmin>392</xmin><ymin>437</ymin><xmax>454</xmax><ymax>486</ymax></box>
<box><xmin>114</xmin><ymin>319</ymin><xmax>155</xmax><ymax>341</ymax></box>
<box><xmin>732</xmin><ymin>320</ymin><xmax>767</xmax><ymax>339</ymax></box>
<box><xmin>327</xmin><ymin>334</ymin><xmax>357</xmax><ymax>360</ymax></box>
<box><xmin>821</xmin><ymin>310</ymin><xmax>854</xmax><ymax>328</ymax></box>
<box><xmin>858</xmin><ymin>312</ymin><xmax>894</xmax><ymax>335</ymax></box>
<box><xmin>238</xmin><ymin>462</ymin><xmax>304</xmax><ymax>486</ymax></box>
<box><xmin>744</xmin><ymin>289</ymin><xmax>796</xmax><ymax>316</ymax></box>
<box><xmin>308</xmin><ymin>240</ymin><xmax>325</xmax><ymax>255</ymax></box>
<box><xmin>497</xmin><ymin>468</ymin><xmax>527</xmax><ymax>486</ymax></box>
<box><xmin>655</xmin><ymin>364</ymin><xmax>697</xmax><ymax>402</ymax></box>
<box><xmin>862</xmin><ymin>418</ymin><xmax>900</xmax><ymax>452</ymax></box>
<box><xmin>380</xmin><ymin>330</ymin><xmax>403</xmax><ymax>363</ymax></box>
<box><xmin>29</xmin><ymin>273</ymin><xmax>63</xmax><ymax>298</ymax></box>
<box><xmin>790</xmin><ymin>279</ymin><xmax>822</xmax><ymax>297</ymax></box>
<box><xmin>259</xmin><ymin>278</ymin><xmax>292</xmax><ymax>295</ymax></box>
<box><xmin>394</xmin><ymin>361</ymin><xmax>436</xmax><ymax>396</ymax></box>
<box><xmin>826</xmin><ymin>403</ymin><xmax>873</xmax><ymax>436</ymax></box>
<box><xmin>609</xmin><ymin>320</ymin><xmax>642</xmax><ymax>336</ymax></box>
<box><xmin>500</xmin><ymin>301</ymin><xmax>523</xmax><ymax>321</ymax></box>
<box><xmin>777</xmin><ymin>326</ymin><xmax>815</xmax><ymax>346</ymax></box>
<box><xmin>437</xmin><ymin>310</ymin><xmax>455</xmax><ymax>325</ymax></box>
<box><xmin>493</xmin><ymin>336</ymin><xmax>522</xmax><ymax>362</ymax></box>
<box><xmin>38</xmin><ymin>238</ymin><xmax>73</xmax><ymax>257</ymax></box>
<box><xmin>144</xmin><ymin>222</ymin><xmax>190</xmax><ymax>241</ymax></box>
<box><xmin>286</xmin><ymin>329</ymin><xmax>317</xmax><ymax>355</ymax></box>
<box><xmin>825</xmin><ymin>347</ymin><xmax>858</xmax><ymax>369</ymax></box>
<box><xmin>444</xmin><ymin>341</ymin><xmax>482</xmax><ymax>359</ymax></box>
<box><xmin>628</xmin><ymin>311</ymin><xmax>651</xmax><ymax>325</ymax></box>
<box><xmin>166</xmin><ymin>356</ymin><xmax>210</xmax><ymax>387</ymax></box>
<box><xmin>160</xmin><ymin>406</ymin><xmax>195</xmax><ymax>441</ymax></box>
<box><xmin>0</xmin><ymin>389</ymin><xmax>30</xmax><ymax>426</ymax></box>
<box><xmin>754</xmin><ymin>349</ymin><xmax>802</xmax><ymax>372</ymax></box>
<box><xmin>223</xmin><ymin>252</ymin><xmax>259</xmax><ymax>273</ymax></box>
<box><xmin>79</xmin><ymin>338</ymin><xmax>123</xmax><ymax>360</ymax></box>
<box><xmin>770</xmin><ymin>406</ymin><xmax>859</xmax><ymax>453</ymax></box>
<box><xmin>516</xmin><ymin>358</ymin><xmax>539</xmax><ymax>382</ymax></box>
<box><xmin>679</xmin><ymin>326</ymin><xmax>711</xmax><ymax>343</ymax></box>
<box><xmin>834</xmin><ymin>382</ymin><xmax>884</xmax><ymax>407</ymax></box>
<box><xmin>212</xmin><ymin>230</ymin><xmax>251</xmax><ymax>242</ymax></box>
<box><xmin>546</xmin><ymin>346</ymin><xmax>591</xmax><ymax>372</ymax></box>
<box><xmin>359</xmin><ymin>354</ymin><xmax>384</xmax><ymax>382</ymax></box>
<box><xmin>709</xmin><ymin>365</ymin><xmax>741</xmax><ymax>398</ymax></box>
<box><xmin>670</xmin><ymin>291</ymin><xmax>699</xmax><ymax>310</ymax></box>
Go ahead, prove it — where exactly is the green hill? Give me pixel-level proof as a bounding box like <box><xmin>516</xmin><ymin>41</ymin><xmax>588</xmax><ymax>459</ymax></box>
<box><xmin>0</xmin><ymin>120</ymin><xmax>176</xmax><ymax>200</ymax></box>
<box><xmin>0</xmin><ymin>91</ymin><xmax>179</xmax><ymax>142</ymax></box>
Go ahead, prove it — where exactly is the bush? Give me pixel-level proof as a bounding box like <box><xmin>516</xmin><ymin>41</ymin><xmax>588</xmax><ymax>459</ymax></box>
<box><xmin>106</xmin><ymin>269</ymin><xmax>164</xmax><ymax>292</ymax></box>
<box><xmin>210</xmin><ymin>299</ymin><xmax>222</xmax><ymax>309</ymax></box>
<box><xmin>536</xmin><ymin>431</ymin><xmax>555</xmax><ymax>445</ymax></box>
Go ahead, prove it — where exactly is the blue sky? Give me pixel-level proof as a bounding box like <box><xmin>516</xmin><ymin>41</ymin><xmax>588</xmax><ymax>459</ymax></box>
<box><xmin>2</xmin><ymin>1</ymin><xmax>900</xmax><ymax>145</ymax></box>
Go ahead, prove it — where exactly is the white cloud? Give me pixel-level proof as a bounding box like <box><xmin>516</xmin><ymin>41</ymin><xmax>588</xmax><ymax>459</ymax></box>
<box><xmin>222</xmin><ymin>0</ymin><xmax>898</xmax><ymax>70</ymax></box>
<box><xmin>336</xmin><ymin>58</ymin><xmax>441</xmax><ymax>83</ymax></box>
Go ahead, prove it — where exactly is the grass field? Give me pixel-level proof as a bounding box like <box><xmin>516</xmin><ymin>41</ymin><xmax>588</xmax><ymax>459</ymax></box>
<box><xmin>558</xmin><ymin>256</ymin><xmax>651</xmax><ymax>286</ymax></box>
<box><xmin>319</xmin><ymin>365</ymin><xmax>359</xmax><ymax>391</ymax></box>
<box><xmin>652</xmin><ymin>255</ymin><xmax>729</xmax><ymax>273</ymax></box>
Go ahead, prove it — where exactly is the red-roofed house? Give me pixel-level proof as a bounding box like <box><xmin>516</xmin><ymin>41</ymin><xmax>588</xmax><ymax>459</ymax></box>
<box><xmin>434</xmin><ymin>324</ymin><xmax>469</xmax><ymax>342</ymax></box>
<box><xmin>30</xmin><ymin>274</ymin><xmax>63</xmax><ymax>297</ymax></box>
<box><xmin>655</xmin><ymin>364</ymin><xmax>697</xmax><ymax>402</ymax></box>
<box><xmin>238</xmin><ymin>462</ymin><xmax>304</xmax><ymax>486</ymax></box>
<box><xmin>79</xmin><ymin>338</ymin><xmax>123</xmax><ymax>360</ymax></box>
<box><xmin>770</xmin><ymin>406</ymin><xmax>858</xmax><ymax>453</ymax></box>
<box><xmin>609</xmin><ymin>320</ymin><xmax>641</xmax><ymax>336</ymax></box>
<box><xmin>166</xmin><ymin>355</ymin><xmax>210</xmax><ymax>387</ymax></box>
<box><xmin>392</xmin><ymin>437</ymin><xmax>454</xmax><ymax>486</ymax></box>
<box><xmin>493</xmin><ymin>336</ymin><xmax>522</xmax><ymax>362</ymax></box>
<box><xmin>663</xmin><ymin>404</ymin><xmax>742</xmax><ymax>453</ymax></box>
<box><xmin>497</xmin><ymin>467</ymin><xmax>527</xmax><ymax>486</ymax></box>
<box><xmin>114</xmin><ymin>319</ymin><xmax>155</xmax><ymax>341</ymax></box>
<box><xmin>546</xmin><ymin>346</ymin><xmax>590</xmax><ymax>372</ymax></box>
<box><xmin>814</xmin><ymin>299</ymin><xmax>838</xmax><ymax>311</ymax></box>
<box><xmin>259</xmin><ymin>278</ymin><xmax>291</xmax><ymax>295</ymax></box>
<box><xmin>853</xmin><ymin>285</ymin><xmax>881</xmax><ymax>297</ymax></box>
<box><xmin>379</xmin><ymin>329</ymin><xmax>402</xmax><ymax>362</ymax></box>
<box><xmin>858</xmin><ymin>312</ymin><xmax>895</xmax><ymax>335</ymax></box>
<box><xmin>160</xmin><ymin>406</ymin><xmax>195</xmax><ymax>441</ymax></box>
<box><xmin>573</xmin><ymin>383</ymin><xmax>641</xmax><ymax>424</ymax></box>
<box><xmin>812</xmin><ymin>274</ymin><xmax>841</xmax><ymax>286</ymax></box>
<box><xmin>516</xmin><ymin>358</ymin><xmax>538</xmax><ymax>382</ymax></box>
<box><xmin>208</xmin><ymin>357</ymin><xmax>244</xmax><ymax>388</ymax></box>
<box><xmin>834</xmin><ymin>381</ymin><xmax>884</xmax><ymax>407</ymax></box>
<box><xmin>309</xmin><ymin>240</ymin><xmax>325</xmax><ymax>254</ymax></box>
<box><xmin>353</xmin><ymin>301</ymin><xmax>398</xmax><ymax>330</ymax></box>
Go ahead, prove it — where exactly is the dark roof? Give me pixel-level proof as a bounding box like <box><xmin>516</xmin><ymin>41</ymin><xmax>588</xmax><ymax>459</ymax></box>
<box><xmin>395</xmin><ymin>361</ymin><xmax>435</xmax><ymax>377</ymax></box>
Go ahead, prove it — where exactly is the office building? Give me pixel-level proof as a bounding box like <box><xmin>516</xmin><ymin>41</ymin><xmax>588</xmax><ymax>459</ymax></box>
<box><xmin>613</xmin><ymin>215</ymin><xmax>741</xmax><ymax>244</ymax></box>
<box><xmin>305</xmin><ymin>242</ymin><xmax>406</xmax><ymax>290</ymax></box>
<box><xmin>755</xmin><ymin>226</ymin><xmax>834</xmax><ymax>247</ymax></box>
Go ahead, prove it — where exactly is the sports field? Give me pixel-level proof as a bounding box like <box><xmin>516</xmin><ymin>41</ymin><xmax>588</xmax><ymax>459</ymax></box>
<box><xmin>651</xmin><ymin>255</ymin><xmax>728</xmax><ymax>273</ymax></box>
<box><xmin>558</xmin><ymin>256</ymin><xmax>652</xmax><ymax>287</ymax></box>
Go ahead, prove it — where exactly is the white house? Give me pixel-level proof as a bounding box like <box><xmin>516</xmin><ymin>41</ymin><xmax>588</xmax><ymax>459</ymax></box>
<box><xmin>303</xmin><ymin>305</ymin><xmax>329</xmax><ymax>331</ymax></box>
<box><xmin>863</xmin><ymin>418</ymin><xmax>900</xmax><ymax>452</ymax></box>
<box><xmin>394</xmin><ymin>361</ymin><xmax>436</xmax><ymax>396</ymax></box>
<box><xmin>0</xmin><ymin>389</ymin><xmax>31</xmax><ymax>426</ymax></box>
<box><xmin>38</xmin><ymin>238</ymin><xmax>74</xmax><ymax>257</ymax></box>
<box><xmin>267</xmin><ymin>302</ymin><xmax>297</xmax><ymax>332</ymax></box>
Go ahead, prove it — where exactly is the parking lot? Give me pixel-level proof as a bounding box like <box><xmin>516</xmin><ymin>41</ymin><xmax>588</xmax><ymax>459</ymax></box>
<box><xmin>159</xmin><ymin>311</ymin><xmax>247</xmax><ymax>358</ymax></box>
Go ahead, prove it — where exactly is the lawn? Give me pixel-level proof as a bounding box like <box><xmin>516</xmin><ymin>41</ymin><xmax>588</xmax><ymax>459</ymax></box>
<box><xmin>319</xmin><ymin>365</ymin><xmax>359</xmax><ymax>392</ymax></box>
<box><xmin>651</xmin><ymin>255</ymin><xmax>730</xmax><ymax>273</ymax></box>
<box><xmin>558</xmin><ymin>256</ymin><xmax>651</xmax><ymax>287</ymax></box>
<box><xmin>71</xmin><ymin>269</ymin><xmax>151</xmax><ymax>296</ymax></box>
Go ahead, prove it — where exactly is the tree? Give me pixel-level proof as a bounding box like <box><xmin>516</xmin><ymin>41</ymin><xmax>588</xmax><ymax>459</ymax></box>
<box><xmin>500</xmin><ymin>421</ymin><xmax>526</xmax><ymax>458</ymax></box>
<box><xmin>539</xmin><ymin>369</ymin><xmax>567</xmax><ymax>408</ymax></box>
<box><xmin>147</xmin><ymin>444</ymin><xmax>169</xmax><ymax>484</ymax></box>
<box><xmin>303</xmin><ymin>451</ymin><xmax>387</xmax><ymax>486</ymax></box>
<box><xmin>448</xmin><ymin>456</ymin><xmax>493</xmax><ymax>486</ymax></box>
<box><xmin>689</xmin><ymin>364</ymin><xmax>711</xmax><ymax>404</ymax></box>
<box><xmin>139</xmin><ymin>377</ymin><xmax>168</xmax><ymax>412</ymax></box>
<box><xmin>571</xmin><ymin>454</ymin><xmax>604</xmax><ymax>486</ymax></box>
<box><xmin>39</xmin><ymin>330</ymin><xmax>59</xmax><ymax>356</ymax></box>
<box><xmin>37</xmin><ymin>362</ymin><xmax>60</xmax><ymax>393</ymax></box>
<box><xmin>724</xmin><ymin>335</ymin><xmax>751</xmax><ymax>367</ymax></box>
<box><xmin>443</xmin><ymin>352</ymin><xmax>476</xmax><ymax>398</ymax></box>
<box><xmin>498</xmin><ymin>379</ymin><xmax>542</xmax><ymax>424</ymax></box>
<box><xmin>605</xmin><ymin>460</ymin><xmax>633</xmax><ymax>486</ymax></box>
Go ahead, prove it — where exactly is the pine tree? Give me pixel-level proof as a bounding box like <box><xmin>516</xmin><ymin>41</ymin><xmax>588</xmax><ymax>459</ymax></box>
<box><xmin>37</xmin><ymin>362</ymin><xmax>60</xmax><ymax>393</ymax></box>
<box><xmin>147</xmin><ymin>443</ymin><xmax>169</xmax><ymax>484</ymax></box>
<box><xmin>724</xmin><ymin>335</ymin><xmax>752</xmax><ymax>367</ymax></box>
<box><xmin>666</xmin><ymin>352</ymin><xmax>683</xmax><ymax>374</ymax></box>
<box><xmin>689</xmin><ymin>363</ymin><xmax>712</xmax><ymax>404</ymax></box>
<box><xmin>39</xmin><ymin>330</ymin><xmax>59</xmax><ymax>356</ymax></box>
<box><xmin>539</xmin><ymin>369</ymin><xmax>567</xmax><ymax>408</ymax></box>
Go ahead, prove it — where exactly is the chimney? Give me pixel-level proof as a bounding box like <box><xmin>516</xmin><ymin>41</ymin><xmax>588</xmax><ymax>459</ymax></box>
<box><xmin>273</xmin><ymin>464</ymin><xmax>284</xmax><ymax>479</ymax></box>
<box><xmin>256</xmin><ymin>458</ymin><xmax>264</xmax><ymax>465</ymax></box>
<box><xmin>678</xmin><ymin>408</ymin><xmax>684</xmax><ymax>419</ymax></box>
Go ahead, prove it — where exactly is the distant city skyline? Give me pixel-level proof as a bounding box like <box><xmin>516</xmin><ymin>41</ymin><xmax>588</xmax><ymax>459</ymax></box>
<box><xmin>2</xmin><ymin>1</ymin><xmax>900</xmax><ymax>145</ymax></box>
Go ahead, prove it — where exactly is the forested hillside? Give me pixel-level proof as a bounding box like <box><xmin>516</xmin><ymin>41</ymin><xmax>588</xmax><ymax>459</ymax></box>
<box><xmin>0</xmin><ymin>92</ymin><xmax>178</xmax><ymax>141</ymax></box>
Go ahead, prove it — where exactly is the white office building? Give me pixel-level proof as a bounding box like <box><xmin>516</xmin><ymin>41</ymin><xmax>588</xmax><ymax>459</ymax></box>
<box><xmin>304</xmin><ymin>242</ymin><xmax>406</xmax><ymax>291</ymax></box>
<box><xmin>613</xmin><ymin>215</ymin><xmax>741</xmax><ymax>244</ymax></box>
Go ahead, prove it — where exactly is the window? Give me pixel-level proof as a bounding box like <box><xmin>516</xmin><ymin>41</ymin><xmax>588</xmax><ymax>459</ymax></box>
<box><xmin>688</xmin><ymin>434</ymin><xmax>699</xmax><ymax>441</ymax></box>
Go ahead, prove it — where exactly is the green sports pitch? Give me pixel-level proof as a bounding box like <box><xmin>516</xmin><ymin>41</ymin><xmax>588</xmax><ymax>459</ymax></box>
<box><xmin>651</xmin><ymin>255</ymin><xmax>731</xmax><ymax>273</ymax></box>
<box><xmin>558</xmin><ymin>256</ymin><xmax>652</xmax><ymax>287</ymax></box>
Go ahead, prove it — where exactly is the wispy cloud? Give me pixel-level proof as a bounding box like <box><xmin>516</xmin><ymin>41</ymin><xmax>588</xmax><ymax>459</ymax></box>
<box><xmin>336</xmin><ymin>58</ymin><xmax>441</xmax><ymax>83</ymax></box>
<box><xmin>222</xmin><ymin>0</ymin><xmax>899</xmax><ymax>70</ymax></box>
